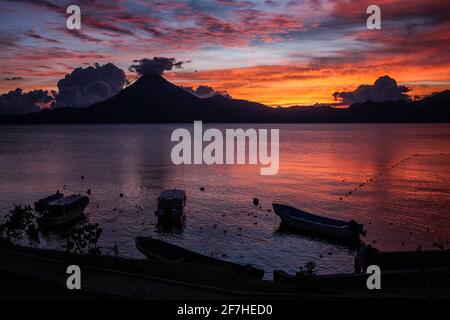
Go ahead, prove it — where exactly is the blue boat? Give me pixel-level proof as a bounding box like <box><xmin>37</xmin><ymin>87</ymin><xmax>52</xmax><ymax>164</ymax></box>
<box><xmin>273</xmin><ymin>203</ymin><xmax>365</xmax><ymax>243</ymax></box>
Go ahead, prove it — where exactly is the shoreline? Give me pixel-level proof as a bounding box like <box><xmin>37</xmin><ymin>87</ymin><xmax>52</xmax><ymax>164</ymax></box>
<box><xmin>1</xmin><ymin>242</ymin><xmax>448</xmax><ymax>300</ymax></box>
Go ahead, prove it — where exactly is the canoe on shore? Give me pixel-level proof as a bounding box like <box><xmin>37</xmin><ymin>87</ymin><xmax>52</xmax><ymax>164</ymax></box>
<box><xmin>273</xmin><ymin>203</ymin><xmax>364</xmax><ymax>243</ymax></box>
<box><xmin>273</xmin><ymin>264</ymin><xmax>450</xmax><ymax>295</ymax></box>
<box><xmin>135</xmin><ymin>236</ymin><xmax>264</xmax><ymax>279</ymax></box>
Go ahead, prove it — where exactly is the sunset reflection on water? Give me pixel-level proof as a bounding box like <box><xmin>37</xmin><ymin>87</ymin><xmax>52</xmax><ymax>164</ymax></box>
<box><xmin>1</xmin><ymin>123</ymin><xmax>449</xmax><ymax>276</ymax></box>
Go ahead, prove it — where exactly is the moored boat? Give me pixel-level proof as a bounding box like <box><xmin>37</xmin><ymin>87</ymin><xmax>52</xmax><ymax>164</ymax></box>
<box><xmin>273</xmin><ymin>203</ymin><xmax>365</xmax><ymax>243</ymax></box>
<box><xmin>37</xmin><ymin>194</ymin><xmax>89</xmax><ymax>228</ymax></box>
<box><xmin>155</xmin><ymin>189</ymin><xmax>186</xmax><ymax>224</ymax></box>
<box><xmin>135</xmin><ymin>236</ymin><xmax>265</xmax><ymax>279</ymax></box>
<box><xmin>34</xmin><ymin>191</ymin><xmax>64</xmax><ymax>212</ymax></box>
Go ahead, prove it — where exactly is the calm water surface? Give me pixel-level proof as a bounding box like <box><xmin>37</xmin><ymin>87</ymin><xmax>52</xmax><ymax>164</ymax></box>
<box><xmin>1</xmin><ymin>124</ymin><xmax>449</xmax><ymax>277</ymax></box>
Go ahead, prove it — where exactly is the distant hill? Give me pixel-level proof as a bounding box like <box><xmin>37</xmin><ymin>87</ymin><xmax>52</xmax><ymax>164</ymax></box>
<box><xmin>0</xmin><ymin>75</ymin><xmax>449</xmax><ymax>123</ymax></box>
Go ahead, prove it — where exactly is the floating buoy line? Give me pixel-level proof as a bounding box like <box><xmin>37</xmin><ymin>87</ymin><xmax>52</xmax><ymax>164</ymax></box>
<box><xmin>337</xmin><ymin>153</ymin><xmax>448</xmax><ymax>201</ymax></box>
<box><xmin>336</xmin><ymin>152</ymin><xmax>450</xmax><ymax>249</ymax></box>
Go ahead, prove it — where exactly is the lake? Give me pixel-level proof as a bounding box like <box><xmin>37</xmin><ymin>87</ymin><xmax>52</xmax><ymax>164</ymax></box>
<box><xmin>1</xmin><ymin>123</ymin><xmax>449</xmax><ymax>277</ymax></box>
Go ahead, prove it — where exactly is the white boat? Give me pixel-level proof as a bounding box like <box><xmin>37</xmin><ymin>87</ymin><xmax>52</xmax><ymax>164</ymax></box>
<box><xmin>37</xmin><ymin>194</ymin><xmax>89</xmax><ymax>228</ymax></box>
<box><xmin>155</xmin><ymin>189</ymin><xmax>186</xmax><ymax>224</ymax></box>
<box><xmin>273</xmin><ymin>203</ymin><xmax>365</xmax><ymax>243</ymax></box>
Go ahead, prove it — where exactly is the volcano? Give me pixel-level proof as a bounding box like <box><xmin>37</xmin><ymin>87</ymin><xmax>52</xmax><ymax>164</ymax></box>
<box><xmin>82</xmin><ymin>74</ymin><xmax>273</xmax><ymax>123</ymax></box>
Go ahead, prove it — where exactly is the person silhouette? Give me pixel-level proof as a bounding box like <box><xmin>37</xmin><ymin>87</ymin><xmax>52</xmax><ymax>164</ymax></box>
<box><xmin>354</xmin><ymin>241</ymin><xmax>366</xmax><ymax>273</ymax></box>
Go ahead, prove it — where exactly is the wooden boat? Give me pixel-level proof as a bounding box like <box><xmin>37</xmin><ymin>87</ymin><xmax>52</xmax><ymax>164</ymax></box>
<box><xmin>135</xmin><ymin>236</ymin><xmax>264</xmax><ymax>279</ymax></box>
<box><xmin>37</xmin><ymin>194</ymin><xmax>89</xmax><ymax>228</ymax></box>
<box><xmin>273</xmin><ymin>203</ymin><xmax>364</xmax><ymax>243</ymax></box>
<box><xmin>34</xmin><ymin>191</ymin><xmax>64</xmax><ymax>212</ymax></box>
<box><xmin>365</xmin><ymin>250</ymin><xmax>450</xmax><ymax>271</ymax></box>
<box><xmin>155</xmin><ymin>189</ymin><xmax>186</xmax><ymax>224</ymax></box>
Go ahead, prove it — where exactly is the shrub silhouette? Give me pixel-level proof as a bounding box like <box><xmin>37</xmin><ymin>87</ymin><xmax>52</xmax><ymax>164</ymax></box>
<box><xmin>0</xmin><ymin>205</ymin><xmax>37</xmax><ymax>242</ymax></box>
<box><xmin>66</xmin><ymin>222</ymin><xmax>102</xmax><ymax>255</ymax></box>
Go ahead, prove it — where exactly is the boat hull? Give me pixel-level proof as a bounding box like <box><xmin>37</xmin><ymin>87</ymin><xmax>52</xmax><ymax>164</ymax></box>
<box><xmin>273</xmin><ymin>203</ymin><xmax>361</xmax><ymax>243</ymax></box>
<box><xmin>34</xmin><ymin>192</ymin><xmax>64</xmax><ymax>212</ymax></box>
<box><xmin>37</xmin><ymin>208</ymin><xmax>86</xmax><ymax>228</ymax></box>
<box><xmin>155</xmin><ymin>208</ymin><xmax>185</xmax><ymax>224</ymax></box>
<box><xmin>135</xmin><ymin>236</ymin><xmax>264</xmax><ymax>279</ymax></box>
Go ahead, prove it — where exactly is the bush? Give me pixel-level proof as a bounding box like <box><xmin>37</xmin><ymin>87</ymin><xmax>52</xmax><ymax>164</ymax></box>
<box><xmin>66</xmin><ymin>222</ymin><xmax>102</xmax><ymax>255</ymax></box>
<box><xmin>0</xmin><ymin>205</ymin><xmax>37</xmax><ymax>243</ymax></box>
<box><xmin>297</xmin><ymin>261</ymin><xmax>317</xmax><ymax>277</ymax></box>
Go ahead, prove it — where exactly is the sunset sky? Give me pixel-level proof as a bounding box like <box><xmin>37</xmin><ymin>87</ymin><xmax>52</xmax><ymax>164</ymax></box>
<box><xmin>0</xmin><ymin>0</ymin><xmax>449</xmax><ymax>106</ymax></box>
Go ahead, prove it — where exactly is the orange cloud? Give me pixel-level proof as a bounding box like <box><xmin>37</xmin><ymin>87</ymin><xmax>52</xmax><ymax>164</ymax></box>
<box><xmin>167</xmin><ymin>60</ymin><xmax>450</xmax><ymax>106</ymax></box>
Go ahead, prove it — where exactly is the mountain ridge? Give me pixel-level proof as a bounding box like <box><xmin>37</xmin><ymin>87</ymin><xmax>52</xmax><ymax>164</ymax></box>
<box><xmin>0</xmin><ymin>75</ymin><xmax>449</xmax><ymax>123</ymax></box>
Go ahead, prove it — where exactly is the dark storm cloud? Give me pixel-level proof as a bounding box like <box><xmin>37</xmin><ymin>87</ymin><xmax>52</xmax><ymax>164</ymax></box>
<box><xmin>0</xmin><ymin>88</ymin><xmax>52</xmax><ymax>115</ymax></box>
<box><xmin>181</xmin><ymin>85</ymin><xmax>232</xmax><ymax>99</ymax></box>
<box><xmin>54</xmin><ymin>63</ymin><xmax>126</xmax><ymax>107</ymax></box>
<box><xmin>333</xmin><ymin>76</ymin><xmax>411</xmax><ymax>105</ymax></box>
<box><xmin>129</xmin><ymin>57</ymin><xmax>186</xmax><ymax>76</ymax></box>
